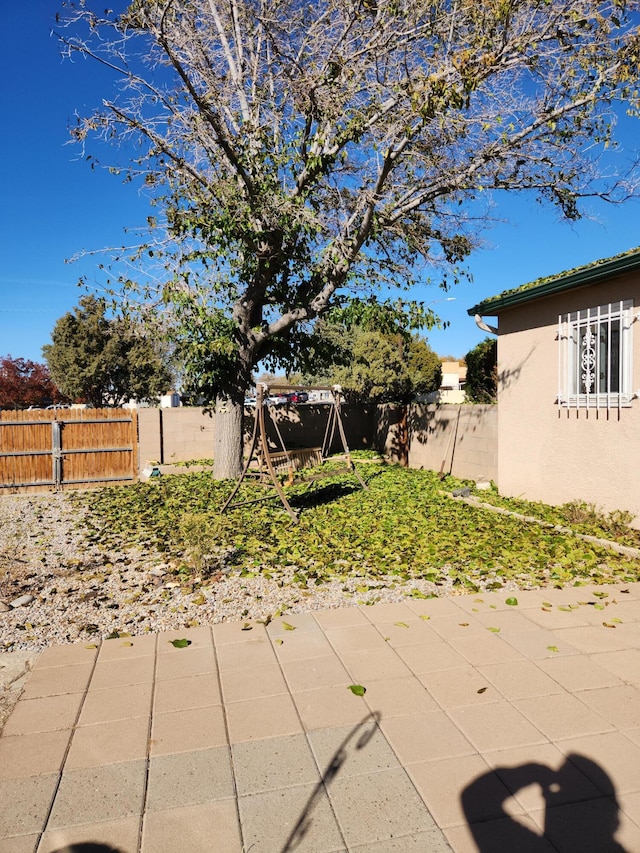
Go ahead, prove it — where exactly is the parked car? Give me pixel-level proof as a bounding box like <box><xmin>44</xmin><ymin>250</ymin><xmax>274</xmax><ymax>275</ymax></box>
<box><xmin>287</xmin><ymin>391</ymin><xmax>309</xmax><ymax>404</ymax></box>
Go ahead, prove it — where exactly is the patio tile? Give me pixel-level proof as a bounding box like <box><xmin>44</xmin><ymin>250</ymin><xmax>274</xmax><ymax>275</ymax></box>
<box><xmin>35</xmin><ymin>644</ymin><xmax>96</xmax><ymax>669</ymax></box>
<box><xmin>212</xmin><ymin>619</ymin><xmax>269</xmax><ymax>645</ymax></box>
<box><xmin>225</xmin><ymin>693</ymin><xmax>302</xmax><ymax>743</ymax></box>
<box><xmin>484</xmin><ymin>743</ymin><xmax>602</xmax><ymax>811</ymax></box>
<box><xmin>146</xmin><ymin>746</ymin><xmax>234</xmax><ymax>810</ymax></box>
<box><xmin>449</xmin><ymin>633</ymin><xmax>526</xmax><ymax>666</ymax></box>
<box><xmin>141</xmin><ymin>799</ymin><xmax>242</xmax><ymax>853</ymax></box>
<box><xmin>421</xmin><ymin>666</ymin><xmax>502</xmax><ymax>709</ymax></box>
<box><xmin>238</xmin><ymin>783</ymin><xmax>345</xmax><ymax>852</ymax></box>
<box><xmin>428</xmin><ymin>616</ymin><xmax>487</xmax><ymax>641</ymax></box>
<box><xmin>48</xmin><ymin>760</ymin><xmax>147</xmax><ymax>827</ymax></box>
<box><xmin>215</xmin><ymin>638</ymin><xmax>277</xmax><ymax>672</ymax></box>
<box><xmin>537</xmin><ymin>654</ymin><xmax>624</xmax><ymax>692</ymax></box>
<box><xmin>349</xmin><ymin>830</ymin><xmax>453</xmax><ymax>852</ymax></box>
<box><xmin>359</xmin><ymin>602</ymin><xmax>416</xmax><ymax>624</ymax></box>
<box><xmin>66</xmin><ymin>715</ymin><xmax>150</xmax><ymax>769</ymax></box>
<box><xmin>478</xmin><ymin>659</ymin><xmax>565</xmax><ymax>700</ymax></box>
<box><xmin>327</xmin><ymin>768</ymin><xmax>438</xmax><ymax>847</ymax></box>
<box><xmin>0</xmin><ymin>774</ymin><xmax>59</xmax><ymax>837</ymax></box>
<box><xmin>362</xmin><ymin>676</ymin><xmax>438</xmax><ymax>717</ymax></box>
<box><xmin>153</xmin><ymin>673</ymin><xmax>220</xmax><ymax>713</ymax></box>
<box><xmin>444</xmin><ymin>815</ymin><xmax>556</xmax><ymax>852</ymax></box>
<box><xmin>338</xmin><ymin>647</ymin><xmax>412</xmax><ymax>683</ymax></box>
<box><xmin>324</xmin><ymin>624</ymin><xmax>389</xmax><ymax>653</ymax></box>
<box><xmin>514</xmin><ymin>693</ymin><xmax>615</xmax><ymax>741</ymax></box>
<box><xmin>1</xmin><ymin>693</ymin><xmax>83</xmax><ymax>736</ymax></box>
<box><xmin>267</xmin><ymin>613</ymin><xmax>322</xmax><ymax>636</ymax></box>
<box><xmin>619</xmin><ymin>791</ymin><xmax>640</xmax><ymax>828</ymax></box>
<box><xmin>293</xmin><ymin>686</ymin><xmax>370</xmax><ymax>731</ymax></box>
<box><xmin>38</xmin><ymin>816</ymin><xmax>140</xmax><ymax>853</ymax></box>
<box><xmin>157</xmin><ymin>625</ymin><xmax>213</xmax><ymax>651</ymax></box>
<box><xmin>404</xmin><ymin>597</ymin><xmax>465</xmax><ymax>618</ymax></box>
<box><xmin>374</xmin><ymin>619</ymin><xmax>442</xmax><ymax>647</ymax></box>
<box><xmin>499</xmin><ymin>628</ymin><xmax>580</xmax><ymax>660</ymax></box>
<box><xmin>220</xmin><ymin>663</ymin><xmax>288</xmax><ymax>702</ymax></box>
<box><xmin>552</xmin><ymin>625</ymin><xmax>631</xmax><ymax>653</ymax></box>
<box><xmin>154</xmin><ymin>646</ymin><xmax>217</xmax><ymax>681</ymax></box>
<box><xmin>0</xmin><ymin>730</ymin><xmax>70</xmax><ymax>779</ymax></box>
<box><xmin>574</xmin><ymin>684</ymin><xmax>640</xmax><ymax>731</ymax></box>
<box><xmin>151</xmin><ymin>706</ymin><xmax>227</xmax><ymax>756</ymax></box>
<box><xmin>313</xmin><ymin>607</ymin><xmax>370</xmax><ymax>629</ymax></box>
<box><xmin>232</xmin><ymin>733</ymin><xmax>320</xmax><ymax>796</ymax></box>
<box><xmin>281</xmin><ymin>655</ymin><xmax>350</xmax><ymax>692</ymax></box>
<box><xmin>0</xmin><ymin>836</ymin><xmax>38</xmax><ymax>853</ymax></box>
<box><xmin>591</xmin><ymin>648</ymin><xmax>640</xmax><ymax>683</ymax></box>
<box><xmin>270</xmin><ymin>630</ymin><xmax>334</xmax><ymax>662</ymax></box>
<box><xmin>97</xmin><ymin>633</ymin><xmax>157</xmax><ymax>660</ymax></box>
<box><xmin>398</xmin><ymin>641</ymin><xmax>468</xmax><ymax>675</ymax></box>
<box><xmin>557</xmin><ymin>733</ymin><xmax>640</xmax><ymax>794</ymax></box>
<box><xmin>308</xmin><ymin>722</ymin><xmax>400</xmax><ymax>778</ymax></box>
<box><xmin>407</xmin><ymin>753</ymin><xmax>514</xmax><ymax>828</ymax></box>
<box><xmin>89</xmin><ymin>656</ymin><xmax>155</xmax><ymax>690</ymax></box>
<box><xmin>79</xmin><ymin>681</ymin><xmax>153</xmax><ymax>725</ymax></box>
<box><xmin>20</xmin><ymin>663</ymin><xmax>93</xmax><ymax>700</ymax></box>
<box><xmin>447</xmin><ymin>702</ymin><xmax>548</xmax><ymax>753</ymax></box>
<box><xmin>381</xmin><ymin>711</ymin><xmax>475</xmax><ymax>765</ymax></box>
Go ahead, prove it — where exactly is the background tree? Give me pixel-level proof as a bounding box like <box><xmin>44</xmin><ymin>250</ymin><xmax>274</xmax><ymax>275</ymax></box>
<box><xmin>60</xmin><ymin>0</ymin><xmax>640</xmax><ymax>477</ymax></box>
<box><xmin>465</xmin><ymin>337</ymin><xmax>497</xmax><ymax>403</ymax></box>
<box><xmin>0</xmin><ymin>356</ymin><xmax>60</xmax><ymax>409</ymax></box>
<box><xmin>302</xmin><ymin>316</ymin><xmax>441</xmax><ymax>402</ymax></box>
<box><xmin>43</xmin><ymin>295</ymin><xmax>173</xmax><ymax>407</ymax></box>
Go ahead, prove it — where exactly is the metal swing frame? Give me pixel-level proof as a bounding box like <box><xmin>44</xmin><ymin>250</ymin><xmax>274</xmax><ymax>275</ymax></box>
<box><xmin>220</xmin><ymin>384</ymin><xmax>368</xmax><ymax>521</ymax></box>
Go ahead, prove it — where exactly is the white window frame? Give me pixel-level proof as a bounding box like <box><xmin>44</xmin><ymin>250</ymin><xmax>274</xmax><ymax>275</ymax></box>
<box><xmin>558</xmin><ymin>300</ymin><xmax>634</xmax><ymax>410</ymax></box>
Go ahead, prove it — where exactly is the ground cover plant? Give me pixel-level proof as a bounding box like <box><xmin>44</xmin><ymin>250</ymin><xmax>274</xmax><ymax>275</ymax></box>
<box><xmin>75</xmin><ymin>465</ymin><xmax>640</xmax><ymax>593</ymax></box>
<box><xmin>461</xmin><ymin>487</ymin><xmax>640</xmax><ymax>549</ymax></box>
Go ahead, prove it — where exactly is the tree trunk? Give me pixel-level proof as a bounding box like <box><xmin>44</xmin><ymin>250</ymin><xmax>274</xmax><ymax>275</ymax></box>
<box><xmin>213</xmin><ymin>391</ymin><xmax>244</xmax><ymax>480</ymax></box>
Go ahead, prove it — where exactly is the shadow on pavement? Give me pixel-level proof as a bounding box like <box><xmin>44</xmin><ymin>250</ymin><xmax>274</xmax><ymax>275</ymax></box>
<box><xmin>461</xmin><ymin>752</ymin><xmax>627</xmax><ymax>852</ymax></box>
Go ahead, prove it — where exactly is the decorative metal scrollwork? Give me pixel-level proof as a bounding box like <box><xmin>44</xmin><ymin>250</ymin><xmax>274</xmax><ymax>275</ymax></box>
<box><xmin>581</xmin><ymin>326</ymin><xmax>596</xmax><ymax>393</ymax></box>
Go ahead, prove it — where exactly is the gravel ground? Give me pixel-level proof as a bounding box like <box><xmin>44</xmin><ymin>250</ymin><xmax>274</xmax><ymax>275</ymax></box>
<box><xmin>0</xmin><ymin>490</ymin><xmax>529</xmax><ymax>656</ymax></box>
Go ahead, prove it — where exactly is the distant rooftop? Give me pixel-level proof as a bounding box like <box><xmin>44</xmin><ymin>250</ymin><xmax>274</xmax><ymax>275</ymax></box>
<box><xmin>468</xmin><ymin>246</ymin><xmax>640</xmax><ymax>316</ymax></box>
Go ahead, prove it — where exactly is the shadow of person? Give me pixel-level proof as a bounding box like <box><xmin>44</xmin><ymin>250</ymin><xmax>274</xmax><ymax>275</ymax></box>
<box><xmin>50</xmin><ymin>845</ymin><xmax>125</xmax><ymax>852</ymax></box>
<box><xmin>461</xmin><ymin>753</ymin><xmax>627</xmax><ymax>852</ymax></box>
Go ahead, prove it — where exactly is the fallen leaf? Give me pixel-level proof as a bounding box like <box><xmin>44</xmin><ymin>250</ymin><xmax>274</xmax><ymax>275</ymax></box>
<box><xmin>603</xmin><ymin>622</ymin><xmax>616</xmax><ymax>629</ymax></box>
<box><xmin>282</xmin><ymin>622</ymin><xmax>296</xmax><ymax>631</ymax></box>
<box><xmin>547</xmin><ymin>645</ymin><xmax>559</xmax><ymax>653</ymax></box>
<box><xmin>394</xmin><ymin>621</ymin><xmax>409</xmax><ymax>628</ymax></box>
<box><xmin>348</xmin><ymin>684</ymin><xmax>366</xmax><ymax>696</ymax></box>
<box><xmin>241</xmin><ymin>622</ymin><xmax>253</xmax><ymax>631</ymax></box>
<box><xmin>121</xmin><ymin>641</ymin><xmax>134</xmax><ymax>647</ymax></box>
<box><xmin>170</xmin><ymin>638</ymin><xmax>191</xmax><ymax>648</ymax></box>
<box><xmin>459</xmin><ymin>622</ymin><xmax>469</xmax><ymax>627</ymax></box>
<box><xmin>505</xmin><ymin>597</ymin><xmax>518</xmax><ymax>606</ymax></box>
<box><xmin>487</xmin><ymin>626</ymin><xmax>500</xmax><ymax>633</ymax></box>
<box><xmin>477</xmin><ymin>687</ymin><xmax>487</xmax><ymax>694</ymax></box>
<box><xmin>85</xmin><ymin>644</ymin><xmax>97</xmax><ymax>649</ymax></box>
<box><xmin>275</xmin><ymin>638</ymin><xmax>283</xmax><ymax>645</ymax></box>
<box><xmin>419</xmin><ymin>614</ymin><xmax>430</xmax><ymax>621</ymax></box>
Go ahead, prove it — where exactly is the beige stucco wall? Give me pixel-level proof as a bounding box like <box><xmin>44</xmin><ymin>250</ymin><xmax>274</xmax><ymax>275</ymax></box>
<box><xmin>495</xmin><ymin>272</ymin><xmax>640</xmax><ymax>527</ymax></box>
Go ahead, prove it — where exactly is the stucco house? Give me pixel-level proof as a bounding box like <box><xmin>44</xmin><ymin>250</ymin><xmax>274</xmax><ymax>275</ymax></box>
<box><xmin>468</xmin><ymin>248</ymin><xmax>640</xmax><ymax>528</ymax></box>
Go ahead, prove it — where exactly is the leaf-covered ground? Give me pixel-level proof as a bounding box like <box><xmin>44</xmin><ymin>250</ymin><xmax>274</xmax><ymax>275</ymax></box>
<box><xmin>72</xmin><ymin>464</ymin><xmax>640</xmax><ymax>593</ymax></box>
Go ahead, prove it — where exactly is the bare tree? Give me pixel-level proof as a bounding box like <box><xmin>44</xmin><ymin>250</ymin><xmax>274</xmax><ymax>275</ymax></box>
<box><xmin>60</xmin><ymin>0</ymin><xmax>640</xmax><ymax>477</ymax></box>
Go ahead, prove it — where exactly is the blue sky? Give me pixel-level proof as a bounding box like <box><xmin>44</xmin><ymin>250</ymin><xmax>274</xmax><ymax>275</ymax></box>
<box><xmin>2</xmin><ymin>1</ymin><xmax>640</xmax><ymax>366</ymax></box>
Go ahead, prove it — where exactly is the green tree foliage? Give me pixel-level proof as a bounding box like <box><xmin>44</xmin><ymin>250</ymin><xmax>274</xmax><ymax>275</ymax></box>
<box><xmin>465</xmin><ymin>338</ymin><xmax>497</xmax><ymax>403</ymax></box>
<box><xmin>60</xmin><ymin>0</ymin><xmax>640</xmax><ymax>476</ymax></box>
<box><xmin>0</xmin><ymin>356</ymin><xmax>60</xmax><ymax>409</ymax></box>
<box><xmin>43</xmin><ymin>296</ymin><xmax>173</xmax><ymax>408</ymax></box>
<box><xmin>303</xmin><ymin>321</ymin><xmax>441</xmax><ymax>402</ymax></box>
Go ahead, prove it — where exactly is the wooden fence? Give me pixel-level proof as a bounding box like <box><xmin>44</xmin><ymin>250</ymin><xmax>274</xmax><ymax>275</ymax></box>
<box><xmin>0</xmin><ymin>409</ymin><xmax>138</xmax><ymax>493</ymax></box>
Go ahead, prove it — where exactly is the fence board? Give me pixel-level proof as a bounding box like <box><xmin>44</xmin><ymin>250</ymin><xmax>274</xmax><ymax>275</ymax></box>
<box><xmin>0</xmin><ymin>409</ymin><xmax>138</xmax><ymax>492</ymax></box>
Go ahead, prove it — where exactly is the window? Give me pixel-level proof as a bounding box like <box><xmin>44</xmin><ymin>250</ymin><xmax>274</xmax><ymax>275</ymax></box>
<box><xmin>558</xmin><ymin>300</ymin><xmax>634</xmax><ymax>409</ymax></box>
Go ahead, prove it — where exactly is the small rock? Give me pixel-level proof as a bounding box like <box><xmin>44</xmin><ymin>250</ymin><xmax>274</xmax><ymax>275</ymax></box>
<box><xmin>452</xmin><ymin>487</ymin><xmax>471</xmax><ymax>498</ymax></box>
<box><xmin>0</xmin><ymin>601</ymin><xmax>11</xmax><ymax>612</ymax></box>
<box><xmin>148</xmin><ymin>567</ymin><xmax>166</xmax><ymax>577</ymax></box>
<box><xmin>9</xmin><ymin>594</ymin><xmax>35</xmax><ymax>609</ymax></box>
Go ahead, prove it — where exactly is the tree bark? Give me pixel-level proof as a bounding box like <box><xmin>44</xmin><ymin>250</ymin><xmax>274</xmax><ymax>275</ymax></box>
<box><xmin>213</xmin><ymin>390</ymin><xmax>244</xmax><ymax>479</ymax></box>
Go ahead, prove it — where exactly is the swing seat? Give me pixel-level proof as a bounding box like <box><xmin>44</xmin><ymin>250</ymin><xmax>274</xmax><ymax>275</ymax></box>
<box><xmin>266</xmin><ymin>446</ymin><xmax>323</xmax><ymax>475</ymax></box>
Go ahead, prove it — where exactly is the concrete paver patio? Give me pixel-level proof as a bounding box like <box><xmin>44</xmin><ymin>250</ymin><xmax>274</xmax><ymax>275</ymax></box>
<box><xmin>1</xmin><ymin>583</ymin><xmax>640</xmax><ymax>852</ymax></box>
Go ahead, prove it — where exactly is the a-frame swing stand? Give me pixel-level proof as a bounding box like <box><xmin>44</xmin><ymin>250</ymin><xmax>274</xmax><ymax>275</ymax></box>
<box><xmin>220</xmin><ymin>384</ymin><xmax>368</xmax><ymax>522</ymax></box>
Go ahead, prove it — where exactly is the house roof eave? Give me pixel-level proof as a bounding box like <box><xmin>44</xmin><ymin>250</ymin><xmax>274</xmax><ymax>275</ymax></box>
<box><xmin>467</xmin><ymin>247</ymin><xmax>640</xmax><ymax>317</ymax></box>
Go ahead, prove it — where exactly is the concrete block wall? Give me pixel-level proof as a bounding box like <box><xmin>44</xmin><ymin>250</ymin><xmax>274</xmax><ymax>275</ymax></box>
<box><xmin>374</xmin><ymin>403</ymin><xmax>498</xmax><ymax>483</ymax></box>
